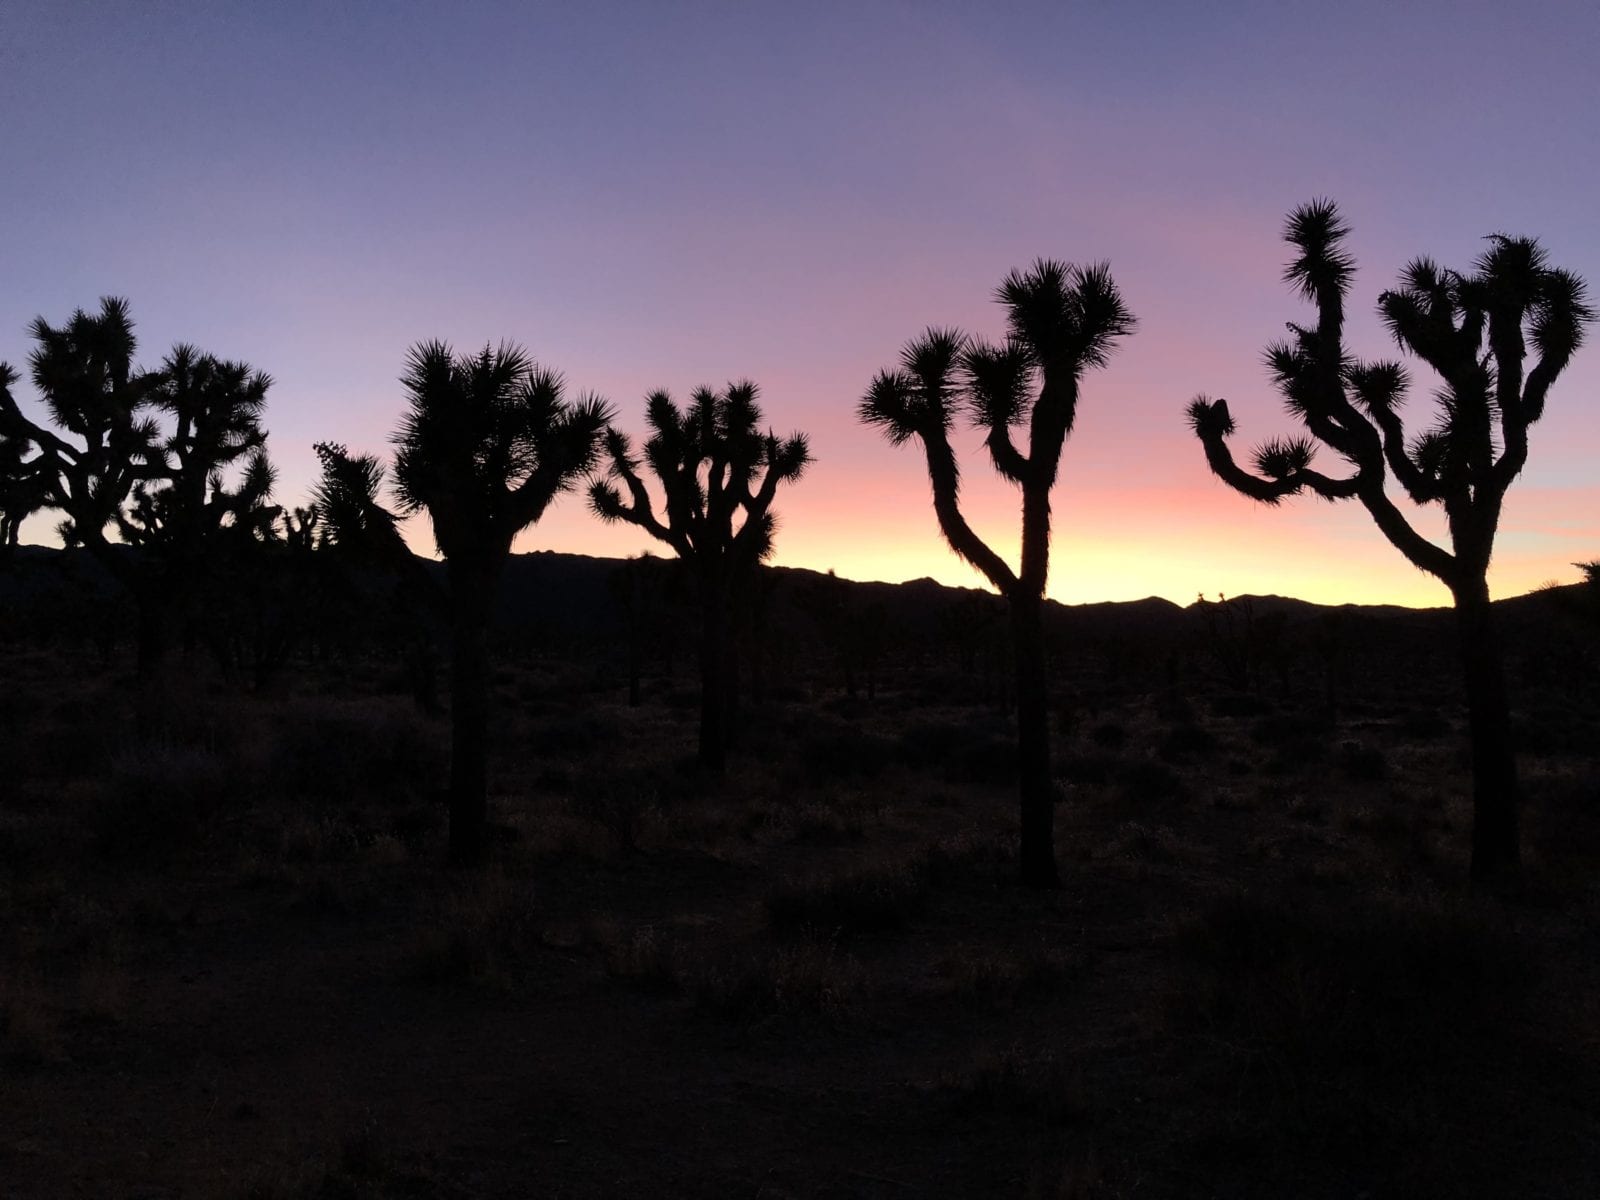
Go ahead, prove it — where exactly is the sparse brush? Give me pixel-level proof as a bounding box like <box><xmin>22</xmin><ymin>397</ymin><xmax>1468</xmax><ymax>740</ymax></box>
<box><xmin>1165</xmin><ymin>888</ymin><xmax>1535</xmax><ymax>1161</ymax></box>
<box><xmin>938</xmin><ymin>942</ymin><xmax>1086</xmax><ymax>1009</ymax></box>
<box><xmin>943</xmin><ymin>1042</ymin><xmax>1092</xmax><ymax>1124</ymax></box>
<box><xmin>689</xmin><ymin>943</ymin><xmax>865</xmax><ymax>1021</ymax></box>
<box><xmin>765</xmin><ymin>857</ymin><xmax>929</xmax><ymax>939</ymax></box>
<box><xmin>405</xmin><ymin>871</ymin><xmax>541</xmax><ymax>987</ymax></box>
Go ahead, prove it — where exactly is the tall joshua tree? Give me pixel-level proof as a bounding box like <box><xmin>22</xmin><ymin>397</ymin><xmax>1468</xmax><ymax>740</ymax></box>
<box><xmin>590</xmin><ymin>382</ymin><xmax>811</xmax><ymax>771</ymax></box>
<box><xmin>320</xmin><ymin>341</ymin><xmax>609</xmax><ymax>866</ymax></box>
<box><xmin>1187</xmin><ymin>201</ymin><xmax>1593</xmax><ymax>882</ymax></box>
<box><xmin>861</xmin><ymin>261</ymin><xmax>1135</xmax><ymax>887</ymax></box>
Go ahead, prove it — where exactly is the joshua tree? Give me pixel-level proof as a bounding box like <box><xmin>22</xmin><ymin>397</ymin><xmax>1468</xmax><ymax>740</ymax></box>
<box><xmin>0</xmin><ymin>299</ymin><xmax>162</xmax><ymax>568</ymax></box>
<box><xmin>1187</xmin><ymin>201</ymin><xmax>1593</xmax><ymax>882</ymax></box>
<box><xmin>0</xmin><ymin>298</ymin><xmax>280</xmax><ymax>673</ymax></box>
<box><xmin>861</xmin><ymin>261</ymin><xmax>1135</xmax><ymax>887</ymax></box>
<box><xmin>0</xmin><ymin>368</ymin><xmax>51</xmax><ymax>551</ymax></box>
<box><xmin>319</xmin><ymin>341</ymin><xmax>609</xmax><ymax>866</ymax></box>
<box><xmin>590</xmin><ymin>382</ymin><xmax>811</xmax><ymax>771</ymax></box>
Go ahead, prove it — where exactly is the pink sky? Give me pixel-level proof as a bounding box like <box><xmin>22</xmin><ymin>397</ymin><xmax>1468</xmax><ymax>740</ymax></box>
<box><xmin>3</xmin><ymin>2</ymin><xmax>1597</xmax><ymax>606</ymax></box>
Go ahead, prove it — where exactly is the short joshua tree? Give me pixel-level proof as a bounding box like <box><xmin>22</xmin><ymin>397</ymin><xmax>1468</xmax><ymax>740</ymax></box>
<box><xmin>590</xmin><ymin>382</ymin><xmax>811</xmax><ymax>771</ymax></box>
<box><xmin>1187</xmin><ymin>200</ymin><xmax>1593</xmax><ymax>882</ymax></box>
<box><xmin>861</xmin><ymin>260</ymin><xmax>1135</xmax><ymax>887</ymax></box>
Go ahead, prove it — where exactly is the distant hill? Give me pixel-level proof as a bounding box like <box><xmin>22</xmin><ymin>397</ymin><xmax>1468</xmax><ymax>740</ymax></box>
<box><xmin>3</xmin><ymin>544</ymin><xmax>1592</xmax><ymax>654</ymax></box>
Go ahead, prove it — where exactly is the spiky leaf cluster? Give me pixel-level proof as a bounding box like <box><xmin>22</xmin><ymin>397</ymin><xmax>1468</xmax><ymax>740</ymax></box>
<box><xmin>392</xmin><ymin>340</ymin><xmax>611</xmax><ymax>565</ymax></box>
<box><xmin>589</xmin><ymin>381</ymin><xmax>810</xmax><ymax>574</ymax></box>
<box><xmin>1187</xmin><ymin>201</ymin><xmax>1594</xmax><ymax>584</ymax></box>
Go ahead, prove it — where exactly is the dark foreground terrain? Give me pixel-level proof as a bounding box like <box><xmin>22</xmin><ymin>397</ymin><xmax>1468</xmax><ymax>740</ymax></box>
<box><xmin>2</xmin><ymin>569</ymin><xmax>1598</xmax><ymax>1198</ymax></box>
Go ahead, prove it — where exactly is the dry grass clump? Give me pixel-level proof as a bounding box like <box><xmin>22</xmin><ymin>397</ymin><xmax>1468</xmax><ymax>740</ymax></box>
<box><xmin>586</xmin><ymin>919</ymin><xmax>681</xmax><ymax>993</ymax></box>
<box><xmin>243</xmin><ymin>1116</ymin><xmax>464</xmax><ymax>1199</ymax></box>
<box><xmin>689</xmin><ymin>943</ymin><xmax>866</xmax><ymax>1022</ymax></box>
<box><xmin>1165</xmin><ymin>888</ymin><xmax>1535</xmax><ymax>1168</ymax></box>
<box><xmin>936</xmin><ymin>941</ymin><xmax>1087</xmax><ymax>1010</ymax></box>
<box><xmin>93</xmin><ymin>742</ymin><xmax>230</xmax><ymax>860</ymax></box>
<box><xmin>764</xmin><ymin>856</ymin><xmax>930</xmax><ymax>939</ymax></box>
<box><xmin>0</xmin><ymin>970</ymin><xmax>62</xmax><ymax>1064</ymax></box>
<box><xmin>404</xmin><ymin>872</ymin><xmax>542</xmax><ymax>988</ymax></box>
<box><xmin>265</xmin><ymin>697</ymin><xmax>445</xmax><ymax>809</ymax></box>
<box><xmin>942</xmin><ymin>1042</ymin><xmax>1092</xmax><ymax>1125</ymax></box>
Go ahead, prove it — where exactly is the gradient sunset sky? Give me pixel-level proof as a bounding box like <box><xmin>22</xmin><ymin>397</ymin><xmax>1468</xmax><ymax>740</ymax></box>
<box><xmin>4</xmin><ymin>1</ymin><xmax>1597</xmax><ymax>607</ymax></box>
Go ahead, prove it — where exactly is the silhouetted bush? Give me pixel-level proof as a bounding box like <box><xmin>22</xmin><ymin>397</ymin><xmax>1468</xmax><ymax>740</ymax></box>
<box><xmin>1058</xmin><ymin>751</ymin><xmax>1120</xmax><ymax>786</ymax></box>
<box><xmin>1339</xmin><ymin>740</ymin><xmax>1388</xmax><ymax>781</ymax></box>
<box><xmin>1088</xmin><ymin>720</ymin><xmax>1127</xmax><ymax>749</ymax></box>
<box><xmin>1158</xmin><ymin>721</ymin><xmax>1219</xmax><ymax>762</ymax></box>
<box><xmin>690</xmin><ymin>944</ymin><xmax>864</xmax><ymax>1021</ymax></box>
<box><xmin>1168</xmin><ymin>890</ymin><xmax>1534</xmax><ymax>1164</ymax></box>
<box><xmin>1399</xmin><ymin>707</ymin><xmax>1451</xmax><ymax>740</ymax></box>
<box><xmin>1118</xmin><ymin>758</ymin><xmax>1187</xmax><ymax>804</ymax></box>
<box><xmin>94</xmin><ymin>744</ymin><xmax>229</xmax><ymax>860</ymax></box>
<box><xmin>765</xmin><ymin>859</ymin><xmax>928</xmax><ymax>939</ymax></box>
<box><xmin>896</xmin><ymin>718</ymin><xmax>1016</xmax><ymax>784</ymax></box>
<box><xmin>522</xmin><ymin>711</ymin><xmax>614</xmax><ymax>761</ymax></box>
<box><xmin>792</xmin><ymin>721</ymin><xmax>897</xmax><ymax>782</ymax></box>
<box><xmin>1210</xmin><ymin>691</ymin><xmax>1273</xmax><ymax>718</ymax></box>
<box><xmin>268</xmin><ymin>701</ymin><xmax>443</xmax><ymax>808</ymax></box>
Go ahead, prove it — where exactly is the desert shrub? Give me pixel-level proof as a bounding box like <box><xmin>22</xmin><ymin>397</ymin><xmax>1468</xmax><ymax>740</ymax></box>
<box><xmin>921</xmin><ymin>828</ymin><xmax>1015</xmax><ymax>886</ymax></box>
<box><xmin>567</xmin><ymin>782</ymin><xmax>660</xmax><ymax>852</ymax></box>
<box><xmin>1211</xmin><ymin>691</ymin><xmax>1273</xmax><ymax>718</ymax></box>
<box><xmin>943</xmin><ymin>1042</ymin><xmax>1091</xmax><ymax>1124</ymax></box>
<box><xmin>787</xmin><ymin>797</ymin><xmax>870</xmax><ymax>846</ymax></box>
<box><xmin>792</xmin><ymin>721</ymin><xmax>897</xmax><ymax>782</ymax></box>
<box><xmin>1168</xmin><ymin>889</ymin><xmax>1534</xmax><ymax>1166</ymax></box>
<box><xmin>689</xmin><ymin>944</ymin><xmax>865</xmax><ymax>1021</ymax></box>
<box><xmin>522</xmin><ymin>711</ymin><xmax>613</xmax><ymax>760</ymax></box>
<box><xmin>1158</xmin><ymin>721</ymin><xmax>1218</xmax><ymax>762</ymax></box>
<box><xmin>1399</xmin><ymin>707</ymin><xmax>1451</xmax><ymax>740</ymax></box>
<box><xmin>588</xmin><ymin>920</ymin><xmax>681</xmax><ymax>993</ymax></box>
<box><xmin>1339</xmin><ymin>739</ymin><xmax>1388</xmax><ymax>781</ymax></box>
<box><xmin>1252</xmin><ymin>712</ymin><xmax>1328</xmax><ymax>776</ymax></box>
<box><xmin>937</xmin><ymin>942</ymin><xmax>1086</xmax><ymax>1010</ymax></box>
<box><xmin>1153</xmin><ymin>689</ymin><xmax>1196</xmax><ymax>724</ymax></box>
<box><xmin>1117</xmin><ymin>758</ymin><xmax>1186</xmax><ymax>804</ymax></box>
<box><xmin>1058</xmin><ymin>751</ymin><xmax>1120</xmax><ymax>786</ymax></box>
<box><xmin>898</xmin><ymin>718</ymin><xmax>1016</xmax><ymax>785</ymax></box>
<box><xmin>269</xmin><ymin>700</ymin><xmax>444</xmax><ymax>809</ymax></box>
<box><xmin>1087</xmin><ymin>721</ymin><xmax>1127</xmax><ymax>749</ymax></box>
<box><xmin>93</xmin><ymin>743</ymin><xmax>229</xmax><ymax>860</ymax></box>
<box><xmin>405</xmin><ymin>873</ymin><xmax>540</xmax><ymax>987</ymax></box>
<box><xmin>765</xmin><ymin>858</ymin><xmax>928</xmax><ymax>939</ymax></box>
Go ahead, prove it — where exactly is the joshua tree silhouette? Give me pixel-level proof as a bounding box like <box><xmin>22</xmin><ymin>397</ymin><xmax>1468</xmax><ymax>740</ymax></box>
<box><xmin>861</xmin><ymin>261</ymin><xmax>1136</xmax><ymax>887</ymax></box>
<box><xmin>590</xmin><ymin>382</ymin><xmax>810</xmax><ymax>771</ymax></box>
<box><xmin>0</xmin><ymin>367</ymin><xmax>51</xmax><ymax>550</ymax></box>
<box><xmin>1187</xmin><ymin>200</ymin><xmax>1593</xmax><ymax>882</ymax></box>
<box><xmin>318</xmin><ymin>341</ymin><xmax>609</xmax><ymax>866</ymax></box>
<box><xmin>0</xmin><ymin>298</ymin><xmax>279</xmax><ymax>673</ymax></box>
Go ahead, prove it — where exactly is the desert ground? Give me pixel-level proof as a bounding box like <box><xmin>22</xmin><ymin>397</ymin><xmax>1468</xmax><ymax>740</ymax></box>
<box><xmin>2</xmin><ymin>568</ymin><xmax>1598</xmax><ymax>1199</ymax></box>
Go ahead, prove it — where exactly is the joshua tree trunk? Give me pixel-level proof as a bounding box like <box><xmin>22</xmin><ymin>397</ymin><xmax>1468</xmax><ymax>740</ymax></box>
<box><xmin>698</xmin><ymin>580</ymin><xmax>732</xmax><ymax>772</ymax></box>
<box><xmin>1009</xmin><ymin>590</ymin><xmax>1059</xmax><ymax>888</ymax></box>
<box><xmin>448</xmin><ymin>564</ymin><xmax>495</xmax><ymax>867</ymax></box>
<box><xmin>1452</xmin><ymin>575</ymin><xmax>1520</xmax><ymax>881</ymax></box>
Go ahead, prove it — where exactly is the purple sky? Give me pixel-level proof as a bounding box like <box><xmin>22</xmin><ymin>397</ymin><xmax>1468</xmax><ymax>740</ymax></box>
<box><xmin>4</xmin><ymin>1</ymin><xmax>1597</xmax><ymax>605</ymax></box>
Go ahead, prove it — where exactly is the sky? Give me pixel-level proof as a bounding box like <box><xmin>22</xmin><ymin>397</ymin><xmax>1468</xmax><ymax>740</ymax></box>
<box><xmin>3</xmin><ymin>0</ymin><xmax>1597</xmax><ymax>607</ymax></box>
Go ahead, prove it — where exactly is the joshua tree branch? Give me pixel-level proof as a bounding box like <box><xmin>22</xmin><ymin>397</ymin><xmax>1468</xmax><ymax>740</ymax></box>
<box><xmin>921</xmin><ymin>424</ymin><xmax>1018</xmax><ymax>595</ymax></box>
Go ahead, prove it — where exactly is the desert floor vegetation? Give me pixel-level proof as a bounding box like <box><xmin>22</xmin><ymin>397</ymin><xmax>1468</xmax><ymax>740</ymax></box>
<box><xmin>1</xmin><ymin>623</ymin><xmax>1598</xmax><ymax>1198</ymax></box>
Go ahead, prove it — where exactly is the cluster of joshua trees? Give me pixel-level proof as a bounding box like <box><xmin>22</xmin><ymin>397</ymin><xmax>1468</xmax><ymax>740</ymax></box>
<box><xmin>0</xmin><ymin>201</ymin><xmax>1592</xmax><ymax>883</ymax></box>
